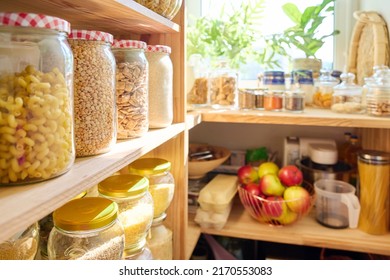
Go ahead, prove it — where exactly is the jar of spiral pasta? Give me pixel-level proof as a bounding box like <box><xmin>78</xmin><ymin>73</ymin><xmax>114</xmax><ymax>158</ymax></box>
<box><xmin>0</xmin><ymin>12</ymin><xmax>75</xmax><ymax>185</ymax></box>
<box><xmin>112</xmin><ymin>40</ymin><xmax>149</xmax><ymax>139</ymax></box>
<box><xmin>98</xmin><ymin>174</ymin><xmax>154</xmax><ymax>259</ymax></box>
<box><xmin>68</xmin><ymin>30</ymin><xmax>116</xmax><ymax>157</ymax></box>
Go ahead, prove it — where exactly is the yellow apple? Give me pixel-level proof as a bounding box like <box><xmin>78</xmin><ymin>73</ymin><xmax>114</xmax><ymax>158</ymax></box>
<box><xmin>258</xmin><ymin>161</ymin><xmax>279</xmax><ymax>178</ymax></box>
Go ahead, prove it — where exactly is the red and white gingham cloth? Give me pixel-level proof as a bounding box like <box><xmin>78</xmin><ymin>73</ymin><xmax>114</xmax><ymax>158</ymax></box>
<box><xmin>69</xmin><ymin>29</ymin><xmax>114</xmax><ymax>44</ymax></box>
<box><xmin>112</xmin><ymin>39</ymin><xmax>147</xmax><ymax>49</ymax></box>
<box><xmin>146</xmin><ymin>45</ymin><xmax>171</xmax><ymax>54</ymax></box>
<box><xmin>0</xmin><ymin>12</ymin><xmax>71</xmax><ymax>34</ymax></box>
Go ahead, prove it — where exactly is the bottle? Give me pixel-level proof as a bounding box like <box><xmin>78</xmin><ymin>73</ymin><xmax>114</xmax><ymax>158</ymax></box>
<box><xmin>344</xmin><ymin>135</ymin><xmax>362</xmax><ymax>186</ymax></box>
<box><xmin>338</xmin><ymin>132</ymin><xmax>352</xmax><ymax>162</ymax></box>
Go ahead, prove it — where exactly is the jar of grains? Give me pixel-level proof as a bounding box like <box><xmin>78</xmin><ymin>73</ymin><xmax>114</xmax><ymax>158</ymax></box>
<box><xmin>98</xmin><ymin>174</ymin><xmax>154</xmax><ymax>259</ymax></box>
<box><xmin>68</xmin><ymin>30</ymin><xmax>116</xmax><ymax>157</ymax></box>
<box><xmin>0</xmin><ymin>222</ymin><xmax>39</xmax><ymax>260</ymax></box>
<box><xmin>112</xmin><ymin>40</ymin><xmax>149</xmax><ymax>139</ymax></box>
<box><xmin>145</xmin><ymin>45</ymin><xmax>173</xmax><ymax>128</ymax></box>
<box><xmin>128</xmin><ymin>158</ymin><xmax>175</xmax><ymax>219</ymax></box>
<box><xmin>146</xmin><ymin>213</ymin><xmax>173</xmax><ymax>260</ymax></box>
<box><xmin>48</xmin><ymin>197</ymin><xmax>125</xmax><ymax>260</ymax></box>
<box><xmin>134</xmin><ymin>0</ymin><xmax>172</xmax><ymax>17</ymax></box>
<box><xmin>0</xmin><ymin>12</ymin><xmax>75</xmax><ymax>185</ymax></box>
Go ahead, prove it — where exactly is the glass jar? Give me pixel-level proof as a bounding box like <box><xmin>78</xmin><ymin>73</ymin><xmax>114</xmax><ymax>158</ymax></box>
<box><xmin>254</xmin><ymin>88</ymin><xmax>265</xmax><ymax>110</ymax></box>
<box><xmin>145</xmin><ymin>45</ymin><xmax>173</xmax><ymax>128</ymax></box>
<box><xmin>112</xmin><ymin>40</ymin><xmax>149</xmax><ymax>139</ymax></box>
<box><xmin>284</xmin><ymin>89</ymin><xmax>305</xmax><ymax>113</ymax></box>
<box><xmin>166</xmin><ymin>0</ymin><xmax>183</xmax><ymax>20</ymax></box>
<box><xmin>208</xmin><ymin>61</ymin><xmax>238</xmax><ymax>109</ymax></box>
<box><xmin>260</xmin><ymin>71</ymin><xmax>286</xmax><ymax>91</ymax></box>
<box><xmin>125</xmin><ymin>245</ymin><xmax>154</xmax><ymax>260</ymax></box>
<box><xmin>264</xmin><ymin>90</ymin><xmax>284</xmax><ymax>111</ymax></box>
<box><xmin>331</xmin><ymin>73</ymin><xmax>364</xmax><ymax>114</ymax></box>
<box><xmin>146</xmin><ymin>214</ymin><xmax>173</xmax><ymax>260</ymax></box>
<box><xmin>0</xmin><ymin>12</ymin><xmax>75</xmax><ymax>185</ymax></box>
<box><xmin>68</xmin><ymin>30</ymin><xmax>116</xmax><ymax>157</ymax></box>
<box><xmin>291</xmin><ymin>70</ymin><xmax>315</xmax><ymax>107</ymax></box>
<box><xmin>0</xmin><ymin>222</ymin><xmax>39</xmax><ymax>260</ymax></box>
<box><xmin>238</xmin><ymin>88</ymin><xmax>255</xmax><ymax>110</ymax></box>
<box><xmin>98</xmin><ymin>174</ymin><xmax>154</xmax><ymax>258</ymax></box>
<box><xmin>48</xmin><ymin>197</ymin><xmax>125</xmax><ymax>260</ymax></box>
<box><xmin>365</xmin><ymin>67</ymin><xmax>390</xmax><ymax>117</ymax></box>
<box><xmin>187</xmin><ymin>54</ymin><xmax>209</xmax><ymax>108</ymax></box>
<box><xmin>313</xmin><ymin>69</ymin><xmax>339</xmax><ymax>109</ymax></box>
<box><xmin>128</xmin><ymin>158</ymin><xmax>175</xmax><ymax>219</ymax></box>
<box><xmin>137</xmin><ymin>0</ymin><xmax>172</xmax><ymax>17</ymax></box>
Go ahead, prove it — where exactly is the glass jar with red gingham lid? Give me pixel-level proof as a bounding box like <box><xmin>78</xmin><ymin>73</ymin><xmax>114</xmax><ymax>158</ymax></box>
<box><xmin>145</xmin><ymin>45</ymin><xmax>173</xmax><ymax>128</ymax></box>
<box><xmin>112</xmin><ymin>40</ymin><xmax>149</xmax><ymax>139</ymax></box>
<box><xmin>0</xmin><ymin>12</ymin><xmax>75</xmax><ymax>185</ymax></box>
<box><xmin>68</xmin><ymin>30</ymin><xmax>117</xmax><ymax>157</ymax></box>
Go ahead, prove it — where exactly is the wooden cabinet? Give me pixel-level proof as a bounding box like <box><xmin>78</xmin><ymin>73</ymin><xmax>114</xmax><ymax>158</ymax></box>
<box><xmin>0</xmin><ymin>0</ymin><xmax>188</xmax><ymax>260</ymax></box>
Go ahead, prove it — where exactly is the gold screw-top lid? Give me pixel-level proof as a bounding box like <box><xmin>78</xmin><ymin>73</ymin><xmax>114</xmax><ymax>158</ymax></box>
<box><xmin>53</xmin><ymin>197</ymin><xmax>118</xmax><ymax>231</ymax></box>
<box><xmin>128</xmin><ymin>158</ymin><xmax>171</xmax><ymax>176</ymax></box>
<box><xmin>72</xmin><ymin>190</ymin><xmax>87</xmax><ymax>200</ymax></box>
<box><xmin>98</xmin><ymin>174</ymin><xmax>149</xmax><ymax>198</ymax></box>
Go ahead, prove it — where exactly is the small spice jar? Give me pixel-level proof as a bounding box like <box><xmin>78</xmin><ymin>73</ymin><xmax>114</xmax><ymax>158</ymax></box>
<box><xmin>112</xmin><ymin>40</ymin><xmax>149</xmax><ymax>139</ymax></box>
<box><xmin>365</xmin><ymin>68</ymin><xmax>390</xmax><ymax>117</ymax></box>
<box><xmin>145</xmin><ymin>45</ymin><xmax>173</xmax><ymax>128</ymax></box>
<box><xmin>331</xmin><ymin>73</ymin><xmax>364</xmax><ymax>114</ymax></box>
<box><xmin>0</xmin><ymin>12</ymin><xmax>75</xmax><ymax>185</ymax></box>
<box><xmin>146</xmin><ymin>213</ymin><xmax>173</xmax><ymax>260</ymax></box>
<box><xmin>313</xmin><ymin>69</ymin><xmax>339</xmax><ymax>109</ymax></box>
<box><xmin>264</xmin><ymin>90</ymin><xmax>284</xmax><ymax>111</ymax></box>
<box><xmin>254</xmin><ymin>88</ymin><xmax>265</xmax><ymax>110</ymax></box>
<box><xmin>291</xmin><ymin>70</ymin><xmax>315</xmax><ymax>107</ymax></box>
<box><xmin>98</xmin><ymin>174</ymin><xmax>154</xmax><ymax>259</ymax></box>
<box><xmin>0</xmin><ymin>222</ymin><xmax>39</xmax><ymax>260</ymax></box>
<box><xmin>284</xmin><ymin>89</ymin><xmax>305</xmax><ymax>113</ymax></box>
<box><xmin>68</xmin><ymin>30</ymin><xmax>117</xmax><ymax>157</ymax></box>
<box><xmin>128</xmin><ymin>158</ymin><xmax>175</xmax><ymax>219</ymax></box>
<box><xmin>48</xmin><ymin>197</ymin><xmax>125</xmax><ymax>260</ymax></box>
<box><xmin>238</xmin><ymin>88</ymin><xmax>256</xmax><ymax>110</ymax></box>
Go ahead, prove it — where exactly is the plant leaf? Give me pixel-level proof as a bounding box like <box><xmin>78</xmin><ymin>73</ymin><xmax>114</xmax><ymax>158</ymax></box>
<box><xmin>282</xmin><ymin>3</ymin><xmax>302</xmax><ymax>25</ymax></box>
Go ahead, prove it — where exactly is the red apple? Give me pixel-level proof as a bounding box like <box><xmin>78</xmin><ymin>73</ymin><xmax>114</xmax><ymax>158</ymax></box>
<box><xmin>261</xmin><ymin>196</ymin><xmax>286</xmax><ymax>218</ymax></box>
<box><xmin>244</xmin><ymin>182</ymin><xmax>262</xmax><ymax>197</ymax></box>
<box><xmin>283</xmin><ymin>185</ymin><xmax>311</xmax><ymax>214</ymax></box>
<box><xmin>278</xmin><ymin>165</ymin><xmax>303</xmax><ymax>187</ymax></box>
<box><xmin>259</xmin><ymin>173</ymin><xmax>285</xmax><ymax>196</ymax></box>
<box><xmin>237</xmin><ymin>165</ymin><xmax>259</xmax><ymax>185</ymax></box>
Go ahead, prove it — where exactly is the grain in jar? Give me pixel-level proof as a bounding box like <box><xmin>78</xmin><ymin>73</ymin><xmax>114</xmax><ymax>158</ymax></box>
<box><xmin>68</xmin><ymin>30</ymin><xmax>116</xmax><ymax>157</ymax></box>
<box><xmin>145</xmin><ymin>45</ymin><xmax>173</xmax><ymax>128</ymax></box>
<box><xmin>112</xmin><ymin>40</ymin><xmax>149</xmax><ymax>139</ymax></box>
<box><xmin>0</xmin><ymin>12</ymin><xmax>75</xmax><ymax>185</ymax></box>
<box><xmin>331</xmin><ymin>73</ymin><xmax>364</xmax><ymax>114</ymax></box>
<box><xmin>146</xmin><ymin>214</ymin><xmax>173</xmax><ymax>260</ymax></box>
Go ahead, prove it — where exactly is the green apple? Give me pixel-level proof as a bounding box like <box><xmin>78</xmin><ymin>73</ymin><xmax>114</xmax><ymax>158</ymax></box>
<box><xmin>276</xmin><ymin>208</ymin><xmax>298</xmax><ymax>225</ymax></box>
<box><xmin>258</xmin><ymin>161</ymin><xmax>279</xmax><ymax>178</ymax></box>
<box><xmin>259</xmin><ymin>173</ymin><xmax>285</xmax><ymax>196</ymax></box>
<box><xmin>283</xmin><ymin>185</ymin><xmax>311</xmax><ymax>214</ymax></box>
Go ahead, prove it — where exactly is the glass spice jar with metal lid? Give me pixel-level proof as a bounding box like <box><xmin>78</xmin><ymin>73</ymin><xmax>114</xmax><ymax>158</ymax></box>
<box><xmin>98</xmin><ymin>174</ymin><xmax>154</xmax><ymax>259</ymax></box>
<box><xmin>112</xmin><ymin>39</ymin><xmax>149</xmax><ymax>139</ymax></box>
<box><xmin>0</xmin><ymin>12</ymin><xmax>75</xmax><ymax>185</ymax></box>
<box><xmin>68</xmin><ymin>30</ymin><xmax>117</xmax><ymax>157</ymax></box>
<box><xmin>47</xmin><ymin>197</ymin><xmax>125</xmax><ymax>260</ymax></box>
<box><xmin>128</xmin><ymin>158</ymin><xmax>175</xmax><ymax>219</ymax></box>
<box><xmin>146</xmin><ymin>213</ymin><xmax>173</xmax><ymax>260</ymax></box>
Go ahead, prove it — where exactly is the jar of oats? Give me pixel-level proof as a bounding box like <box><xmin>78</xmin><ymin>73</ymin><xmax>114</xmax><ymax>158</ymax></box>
<box><xmin>112</xmin><ymin>40</ymin><xmax>149</xmax><ymax>139</ymax></box>
<box><xmin>48</xmin><ymin>197</ymin><xmax>125</xmax><ymax>260</ymax></box>
<box><xmin>0</xmin><ymin>12</ymin><xmax>75</xmax><ymax>185</ymax></box>
<box><xmin>128</xmin><ymin>158</ymin><xmax>175</xmax><ymax>219</ymax></box>
<box><xmin>145</xmin><ymin>45</ymin><xmax>173</xmax><ymax>128</ymax></box>
<box><xmin>68</xmin><ymin>30</ymin><xmax>117</xmax><ymax>157</ymax></box>
<box><xmin>98</xmin><ymin>174</ymin><xmax>154</xmax><ymax>259</ymax></box>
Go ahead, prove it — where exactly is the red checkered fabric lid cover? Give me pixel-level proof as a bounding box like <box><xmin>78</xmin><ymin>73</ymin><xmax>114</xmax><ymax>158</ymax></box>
<box><xmin>146</xmin><ymin>45</ymin><xmax>171</xmax><ymax>54</ymax></box>
<box><xmin>0</xmin><ymin>12</ymin><xmax>71</xmax><ymax>34</ymax></box>
<box><xmin>112</xmin><ymin>39</ymin><xmax>147</xmax><ymax>49</ymax></box>
<box><xmin>69</xmin><ymin>29</ymin><xmax>114</xmax><ymax>44</ymax></box>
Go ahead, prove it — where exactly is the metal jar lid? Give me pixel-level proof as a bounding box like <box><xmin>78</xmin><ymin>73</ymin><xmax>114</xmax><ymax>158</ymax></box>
<box><xmin>358</xmin><ymin>150</ymin><xmax>390</xmax><ymax>164</ymax></box>
<box><xmin>128</xmin><ymin>158</ymin><xmax>171</xmax><ymax>176</ymax></box>
<box><xmin>98</xmin><ymin>174</ymin><xmax>149</xmax><ymax>198</ymax></box>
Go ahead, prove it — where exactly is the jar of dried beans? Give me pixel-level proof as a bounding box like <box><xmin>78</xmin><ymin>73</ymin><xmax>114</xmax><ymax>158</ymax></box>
<box><xmin>145</xmin><ymin>45</ymin><xmax>173</xmax><ymax>128</ymax></box>
<box><xmin>68</xmin><ymin>30</ymin><xmax>116</xmax><ymax>157</ymax></box>
<box><xmin>112</xmin><ymin>40</ymin><xmax>149</xmax><ymax>139</ymax></box>
<box><xmin>0</xmin><ymin>12</ymin><xmax>75</xmax><ymax>185</ymax></box>
<box><xmin>48</xmin><ymin>197</ymin><xmax>125</xmax><ymax>260</ymax></box>
<box><xmin>98</xmin><ymin>174</ymin><xmax>154</xmax><ymax>259</ymax></box>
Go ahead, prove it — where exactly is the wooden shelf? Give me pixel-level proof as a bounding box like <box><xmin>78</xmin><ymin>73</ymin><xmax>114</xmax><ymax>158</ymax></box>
<box><xmin>0</xmin><ymin>124</ymin><xmax>185</xmax><ymax>243</ymax></box>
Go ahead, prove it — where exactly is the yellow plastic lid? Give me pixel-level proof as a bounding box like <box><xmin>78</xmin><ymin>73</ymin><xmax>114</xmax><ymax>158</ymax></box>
<box><xmin>98</xmin><ymin>174</ymin><xmax>149</xmax><ymax>198</ymax></box>
<box><xmin>128</xmin><ymin>158</ymin><xmax>171</xmax><ymax>176</ymax></box>
<box><xmin>53</xmin><ymin>197</ymin><xmax>118</xmax><ymax>231</ymax></box>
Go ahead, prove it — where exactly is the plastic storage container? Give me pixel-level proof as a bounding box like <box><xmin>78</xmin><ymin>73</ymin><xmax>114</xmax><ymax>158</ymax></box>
<box><xmin>98</xmin><ymin>174</ymin><xmax>154</xmax><ymax>258</ymax></box>
<box><xmin>112</xmin><ymin>40</ymin><xmax>149</xmax><ymax>139</ymax></box>
<box><xmin>146</xmin><ymin>214</ymin><xmax>173</xmax><ymax>260</ymax></box>
<box><xmin>365</xmin><ymin>67</ymin><xmax>390</xmax><ymax>117</ymax></box>
<box><xmin>128</xmin><ymin>158</ymin><xmax>175</xmax><ymax>219</ymax></box>
<box><xmin>68</xmin><ymin>30</ymin><xmax>116</xmax><ymax>157</ymax></box>
<box><xmin>0</xmin><ymin>12</ymin><xmax>75</xmax><ymax>185</ymax></box>
<box><xmin>331</xmin><ymin>73</ymin><xmax>364</xmax><ymax>114</ymax></box>
<box><xmin>313</xmin><ymin>69</ymin><xmax>339</xmax><ymax>109</ymax></box>
<box><xmin>48</xmin><ymin>197</ymin><xmax>125</xmax><ymax>260</ymax></box>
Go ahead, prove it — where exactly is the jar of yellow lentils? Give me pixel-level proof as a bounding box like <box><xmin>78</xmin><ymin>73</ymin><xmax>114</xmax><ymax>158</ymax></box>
<box><xmin>98</xmin><ymin>174</ymin><xmax>154</xmax><ymax>259</ymax></box>
<box><xmin>128</xmin><ymin>158</ymin><xmax>175</xmax><ymax>219</ymax></box>
<box><xmin>0</xmin><ymin>12</ymin><xmax>75</xmax><ymax>185</ymax></box>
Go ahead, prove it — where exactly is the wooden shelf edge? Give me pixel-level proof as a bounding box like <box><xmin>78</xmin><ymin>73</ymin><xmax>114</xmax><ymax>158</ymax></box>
<box><xmin>186</xmin><ymin>111</ymin><xmax>202</xmax><ymax>130</ymax></box>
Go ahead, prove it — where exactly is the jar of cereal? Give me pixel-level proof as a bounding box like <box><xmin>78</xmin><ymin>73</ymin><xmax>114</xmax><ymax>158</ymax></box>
<box><xmin>0</xmin><ymin>12</ymin><xmax>75</xmax><ymax>185</ymax></box>
<box><xmin>68</xmin><ymin>30</ymin><xmax>116</xmax><ymax>157</ymax></box>
<box><xmin>146</xmin><ymin>213</ymin><xmax>173</xmax><ymax>260</ymax></box>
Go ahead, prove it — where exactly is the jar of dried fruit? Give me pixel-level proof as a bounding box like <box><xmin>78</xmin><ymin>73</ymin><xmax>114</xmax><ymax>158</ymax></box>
<box><xmin>313</xmin><ymin>69</ymin><xmax>339</xmax><ymax>109</ymax></box>
<box><xmin>68</xmin><ymin>30</ymin><xmax>117</xmax><ymax>157</ymax></box>
<box><xmin>0</xmin><ymin>12</ymin><xmax>75</xmax><ymax>185</ymax></box>
<box><xmin>112</xmin><ymin>40</ymin><xmax>149</xmax><ymax>139</ymax></box>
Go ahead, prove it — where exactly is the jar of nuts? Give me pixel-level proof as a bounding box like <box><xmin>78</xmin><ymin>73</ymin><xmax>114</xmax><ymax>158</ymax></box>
<box><xmin>68</xmin><ymin>30</ymin><xmax>117</xmax><ymax>157</ymax></box>
<box><xmin>0</xmin><ymin>12</ymin><xmax>75</xmax><ymax>185</ymax></box>
<box><xmin>365</xmin><ymin>67</ymin><xmax>390</xmax><ymax>117</ymax></box>
<box><xmin>112</xmin><ymin>40</ymin><xmax>149</xmax><ymax>139</ymax></box>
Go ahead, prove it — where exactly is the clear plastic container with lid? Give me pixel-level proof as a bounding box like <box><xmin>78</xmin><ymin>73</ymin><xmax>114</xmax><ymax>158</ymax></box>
<box><xmin>313</xmin><ymin>69</ymin><xmax>339</xmax><ymax>108</ymax></box>
<box><xmin>331</xmin><ymin>72</ymin><xmax>364</xmax><ymax>114</ymax></box>
<box><xmin>68</xmin><ymin>30</ymin><xmax>117</xmax><ymax>157</ymax></box>
<box><xmin>112</xmin><ymin>40</ymin><xmax>149</xmax><ymax>139</ymax></box>
<box><xmin>365</xmin><ymin>67</ymin><xmax>390</xmax><ymax>117</ymax></box>
<box><xmin>98</xmin><ymin>174</ymin><xmax>154</xmax><ymax>259</ymax></box>
<box><xmin>145</xmin><ymin>45</ymin><xmax>173</xmax><ymax>128</ymax></box>
<box><xmin>48</xmin><ymin>197</ymin><xmax>125</xmax><ymax>260</ymax></box>
<box><xmin>0</xmin><ymin>12</ymin><xmax>75</xmax><ymax>185</ymax></box>
<box><xmin>146</xmin><ymin>213</ymin><xmax>173</xmax><ymax>260</ymax></box>
<box><xmin>128</xmin><ymin>158</ymin><xmax>175</xmax><ymax>219</ymax></box>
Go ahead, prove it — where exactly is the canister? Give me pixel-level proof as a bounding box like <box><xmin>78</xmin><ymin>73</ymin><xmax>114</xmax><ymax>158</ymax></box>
<box><xmin>365</xmin><ymin>67</ymin><xmax>390</xmax><ymax>117</ymax></box>
<box><xmin>261</xmin><ymin>71</ymin><xmax>285</xmax><ymax>91</ymax></box>
<box><xmin>331</xmin><ymin>73</ymin><xmax>364</xmax><ymax>114</ymax></box>
<box><xmin>0</xmin><ymin>12</ymin><xmax>75</xmax><ymax>185</ymax></box>
<box><xmin>313</xmin><ymin>69</ymin><xmax>339</xmax><ymax>109</ymax></box>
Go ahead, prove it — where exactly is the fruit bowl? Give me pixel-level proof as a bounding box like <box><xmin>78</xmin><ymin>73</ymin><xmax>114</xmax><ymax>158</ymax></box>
<box><xmin>188</xmin><ymin>143</ymin><xmax>231</xmax><ymax>179</ymax></box>
<box><xmin>237</xmin><ymin>181</ymin><xmax>316</xmax><ymax>226</ymax></box>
